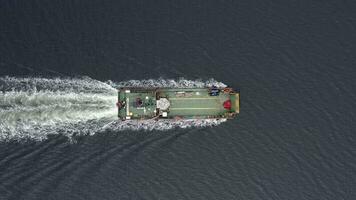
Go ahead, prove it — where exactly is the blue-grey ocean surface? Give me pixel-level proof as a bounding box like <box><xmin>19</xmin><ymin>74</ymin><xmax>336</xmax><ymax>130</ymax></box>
<box><xmin>0</xmin><ymin>0</ymin><xmax>355</xmax><ymax>199</ymax></box>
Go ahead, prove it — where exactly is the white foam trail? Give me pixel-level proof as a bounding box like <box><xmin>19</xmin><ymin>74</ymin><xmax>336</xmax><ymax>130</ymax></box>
<box><xmin>109</xmin><ymin>77</ymin><xmax>227</xmax><ymax>88</ymax></box>
<box><xmin>0</xmin><ymin>76</ymin><xmax>116</xmax><ymax>93</ymax></box>
<box><xmin>0</xmin><ymin>91</ymin><xmax>117</xmax><ymax>123</ymax></box>
<box><xmin>101</xmin><ymin>118</ymin><xmax>227</xmax><ymax>132</ymax></box>
<box><xmin>0</xmin><ymin>77</ymin><xmax>227</xmax><ymax>142</ymax></box>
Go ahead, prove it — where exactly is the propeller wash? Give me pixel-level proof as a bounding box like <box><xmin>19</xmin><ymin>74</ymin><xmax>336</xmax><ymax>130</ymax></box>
<box><xmin>0</xmin><ymin>77</ymin><xmax>227</xmax><ymax>142</ymax></box>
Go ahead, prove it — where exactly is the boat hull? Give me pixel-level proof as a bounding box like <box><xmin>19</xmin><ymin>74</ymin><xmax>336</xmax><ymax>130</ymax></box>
<box><xmin>117</xmin><ymin>87</ymin><xmax>239</xmax><ymax>120</ymax></box>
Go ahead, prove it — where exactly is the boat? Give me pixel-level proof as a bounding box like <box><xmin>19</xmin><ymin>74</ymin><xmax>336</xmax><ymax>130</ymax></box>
<box><xmin>117</xmin><ymin>86</ymin><xmax>239</xmax><ymax>120</ymax></box>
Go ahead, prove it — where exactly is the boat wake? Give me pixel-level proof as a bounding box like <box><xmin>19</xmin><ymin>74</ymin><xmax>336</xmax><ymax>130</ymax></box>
<box><xmin>0</xmin><ymin>76</ymin><xmax>227</xmax><ymax>142</ymax></box>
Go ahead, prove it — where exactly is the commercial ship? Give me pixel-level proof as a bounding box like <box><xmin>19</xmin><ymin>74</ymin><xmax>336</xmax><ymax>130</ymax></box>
<box><xmin>117</xmin><ymin>87</ymin><xmax>239</xmax><ymax>120</ymax></box>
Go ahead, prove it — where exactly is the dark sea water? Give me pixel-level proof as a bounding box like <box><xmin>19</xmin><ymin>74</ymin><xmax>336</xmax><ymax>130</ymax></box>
<box><xmin>1</xmin><ymin>0</ymin><xmax>356</xmax><ymax>199</ymax></box>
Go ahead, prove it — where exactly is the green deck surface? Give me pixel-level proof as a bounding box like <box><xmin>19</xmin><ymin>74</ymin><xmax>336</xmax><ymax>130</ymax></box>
<box><xmin>163</xmin><ymin>90</ymin><xmax>228</xmax><ymax>117</ymax></box>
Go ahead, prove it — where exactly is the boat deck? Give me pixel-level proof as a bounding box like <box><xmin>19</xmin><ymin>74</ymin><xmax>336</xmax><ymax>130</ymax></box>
<box><xmin>118</xmin><ymin>88</ymin><xmax>234</xmax><ymax>120</ymax></box>
<box><xmin>161</xmin><ymin>89</ymin><xmax>229</xmax><ymax>118</ymax></box>
<box><xmin>118</xmin><ymin>90</ymin><xmax>157</xmax><ymax>119</ymax></box>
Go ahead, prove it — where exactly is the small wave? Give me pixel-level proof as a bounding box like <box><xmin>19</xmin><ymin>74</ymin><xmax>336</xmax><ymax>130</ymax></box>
<box><xmin>0</xmin><ymin>77</ymin><xmax>227</xmax><ymax>142</ymax></box>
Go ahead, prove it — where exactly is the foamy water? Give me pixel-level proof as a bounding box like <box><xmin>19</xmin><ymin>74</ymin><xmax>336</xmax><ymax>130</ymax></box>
<box><xmin>0</xmin><ymin>76</ymin><xmax>227</xmax><ymax>141</ymax></box>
